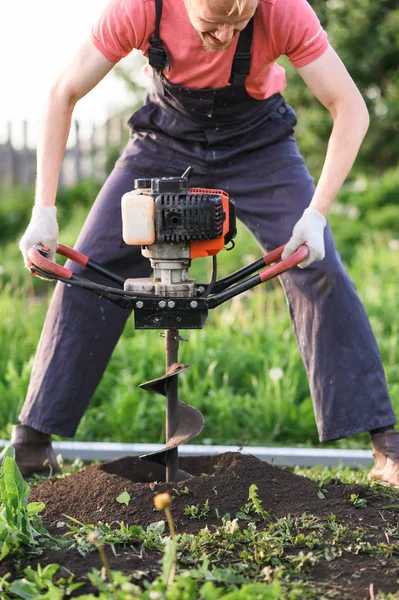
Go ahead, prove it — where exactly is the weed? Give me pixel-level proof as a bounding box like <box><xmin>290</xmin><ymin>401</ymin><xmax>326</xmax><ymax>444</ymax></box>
<box><xmin>64</xmin><ymin>517</ymin><xmax>164</xmax><ymax>556</ymax></box>
<box><xmin>0</xmin><ymin>448</ymin><xmax>48</xmax><ymax>560</ymax></box>
<box><xmin>236</xmin><ymin>484</ymin><xmax>271</xmax><ymax>522</ymax></box>
<box><xmin>87</xmin><ymin>567</ymin><xmax>141</xmax><ymax>598</ymax></box>
<box><xmin>0</xmin><ymin>563</ymin><xmax>83</xmax><ymax>599</ymax></box>
<box><xmin>184</xmin><ymin>499</ymin><xmax>211</xmax><ymax>520</ymax></box>
<box><xmin>350</xmin><ymin>493</ymin><xmax>368</xmax><ymax>508</ymax></box>
<box><xmin>172</xmin><ymin>486</ymin><xmax>190</xmax><ymax>496</ymax></box>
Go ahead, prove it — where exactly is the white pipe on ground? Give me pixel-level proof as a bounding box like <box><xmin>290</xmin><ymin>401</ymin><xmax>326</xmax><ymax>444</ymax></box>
<box><xmin>0</xmin><ymin>440</ymin><xmax>372</xmax><ymax>467</ymax></box>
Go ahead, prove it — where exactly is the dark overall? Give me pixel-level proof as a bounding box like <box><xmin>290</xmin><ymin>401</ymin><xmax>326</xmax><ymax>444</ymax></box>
<box><xmin>19</xmin><ymin>1</ymin><xmax>395</xmax><ymax>441</ymax></box>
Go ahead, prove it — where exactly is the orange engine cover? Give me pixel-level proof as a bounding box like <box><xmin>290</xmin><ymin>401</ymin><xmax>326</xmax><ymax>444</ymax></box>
<box><xmin>188</xmin><ymin>188</ymin><xmax>230</xmax><ymax>258</ymax></box>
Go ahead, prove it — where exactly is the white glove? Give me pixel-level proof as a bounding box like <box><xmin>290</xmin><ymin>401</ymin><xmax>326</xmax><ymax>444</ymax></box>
<box><xmin>19</xmin><ymin>205</ymin><xmax>59</xmax><ymax>269</ymax></box>
<box><xmin>282</xmin><ymin>207</ymin><xmax>326</xmax><ymax>269</ymax></box>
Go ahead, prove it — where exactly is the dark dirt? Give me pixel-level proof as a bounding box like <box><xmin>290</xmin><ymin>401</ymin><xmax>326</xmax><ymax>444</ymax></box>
<box><xmin>3</xmin><ymin>452</ymin><xmax>399</xmax><ymax>598</ymax></box>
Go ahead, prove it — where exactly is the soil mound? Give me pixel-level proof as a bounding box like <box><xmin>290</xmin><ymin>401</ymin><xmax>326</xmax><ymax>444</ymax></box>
<box><xmin>2</xmin><ymin>452</ymin><xmax>398</xmax><ymax>598</ymax></box>
<box><xmin>30</xmin><ymin>452</ymin><xmax>379</xmax><ymax>532</ymax></box>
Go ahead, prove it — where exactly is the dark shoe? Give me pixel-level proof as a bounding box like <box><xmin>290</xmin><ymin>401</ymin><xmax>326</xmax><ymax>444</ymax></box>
<box><xmin>369</xmin><ymin>430</ymin><xmax>399</xmax><ymax>488</ymax></box>
<box><xmin>0</xmin><ymin>425</ymin><xmax>60</xmax><ymax>477</ymax></box>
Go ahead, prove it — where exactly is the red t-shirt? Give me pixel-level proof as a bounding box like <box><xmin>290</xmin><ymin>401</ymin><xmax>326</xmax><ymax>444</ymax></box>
<box><xmin>91</xmin><ymin>0</ymin><xmax>329</xmax><ymax>100</ymax></box>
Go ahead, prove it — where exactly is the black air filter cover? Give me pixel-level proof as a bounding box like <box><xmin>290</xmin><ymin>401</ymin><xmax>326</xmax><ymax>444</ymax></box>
<box><xmin>155</xmin><ymin>192</ymin><xmax>224</xmax><ymax>242</ymax></box>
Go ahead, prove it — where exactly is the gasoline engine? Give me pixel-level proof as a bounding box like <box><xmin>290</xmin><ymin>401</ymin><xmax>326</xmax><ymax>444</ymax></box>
<box><xmin>28</xmin><ymin>168</ymin><xmax>308</xmax><ymax>482</ymax></box>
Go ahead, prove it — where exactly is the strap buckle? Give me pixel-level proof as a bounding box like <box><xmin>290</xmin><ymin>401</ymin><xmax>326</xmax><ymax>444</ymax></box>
<box><xmin>148</xmin><ymin>42</ymin><xmax>170</xmax><ymax>71</ymax></box>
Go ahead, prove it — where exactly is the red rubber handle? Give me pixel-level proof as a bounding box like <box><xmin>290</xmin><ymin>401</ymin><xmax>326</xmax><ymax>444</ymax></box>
<box><xmin>57</xmin><ymin>243</ymin><xmax>89</xmax><ymax>267</ymax></box>
<box><xmin>259</xmin><ymin>244</ymin><xmax>309</xmax><ymax>282</ymax></box>
<box><xmin>28</xmin><ymin>243</ymin><xmax>90</xmax><ymax>279</ymax></box>
<box><xmin>28</xmin><ymin>242</ymin><xmax>308</xmax><ymax>285</ymax></box>
<box><xmin>28</xmin><ymin>246</ymin><xmax>74</xmax><ymax>279</ymax></box>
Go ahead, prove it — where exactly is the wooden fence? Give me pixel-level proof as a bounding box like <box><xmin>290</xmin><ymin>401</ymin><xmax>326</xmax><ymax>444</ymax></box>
<box><xmin>0</xmin><ymin>113</ymin><xmax>130</xmax><ymax>191</ymax></box>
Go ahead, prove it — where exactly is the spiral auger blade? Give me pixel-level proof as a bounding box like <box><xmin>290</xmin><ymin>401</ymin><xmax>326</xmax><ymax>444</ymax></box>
<box><xmin>139</xmin><ymin>329</ymin><xmax>205</xmax><ymax>482</ymax></box>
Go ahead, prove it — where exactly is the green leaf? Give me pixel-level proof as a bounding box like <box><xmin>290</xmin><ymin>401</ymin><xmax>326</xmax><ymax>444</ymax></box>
<box><xmin>63</xmin><ymin>514</ymin><xmax>85</xmax><ymax>526</ymax></box>
<box><xmin>3</xmin><ymin>456</ymin><xmax>29</xmax><ymax>514</ymax></box>
<box><xmin>247</xmin><ymin>484</ymin><xmax>271</xmax><ymax>521</ymax></box>
<box><xmin>0</xmin><ymin>538</ymin><xmax>10</xmax><ymax>561</ymax></box>
<box><xmin>27</xmin><ymin>502</ymin><xmax>45</xmax><ymax>516</ymax></box>
<box><xmin>0</xmin><ymin>454</ymin><xmax>46</xmax><ymax>559</ymax></box>
<box><xmin>116</xmin><ymin>491</ymin><xmax>131</xmax><ymax>506</ymax></box>
<box><xmin>1</xmin><ymin>446</ymin><xmax>15</xmax><ymax>461</ymax></box>
<box><xmin>41</xmin><ymin>563</ymin><xmax>60</xmax><ymax>580</ymax></box>
<box><xmin>2</xmin><ymin>457</ymin><xmax>21</xmax><ymax>510</ymax></box>
<box><xmin>8</xmin><ymin>580</ymin><xmax>37</xmax><ymax>600</ymax></box>
<box><xmin>235</xmin><ymin>512</ymin><xmax>253</xmax><ymax>521</ymax></box>
<box><xmin>147</xmin><ymin>521</ymin><xmax>165</xmax><ymax>535</ymax></box>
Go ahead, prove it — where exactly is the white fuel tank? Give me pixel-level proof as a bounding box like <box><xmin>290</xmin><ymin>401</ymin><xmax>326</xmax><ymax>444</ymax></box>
<box><xmin>121</xmin><ymin>190</ymin><xmax>155</xmax><ymax>245</ymax></box>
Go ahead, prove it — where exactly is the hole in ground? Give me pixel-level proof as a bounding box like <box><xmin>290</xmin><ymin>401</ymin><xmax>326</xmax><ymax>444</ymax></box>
<box><xmin>99</xmin><ymin>454</ymin><xmax>224</xmax><ymax>482</ymax></box>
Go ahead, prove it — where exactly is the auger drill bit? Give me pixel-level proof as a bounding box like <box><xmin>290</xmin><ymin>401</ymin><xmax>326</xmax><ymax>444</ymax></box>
<box><xmin>139</xmin><ymin>329</ymin><xmax>205</xmax><ymax>482</ymax></box>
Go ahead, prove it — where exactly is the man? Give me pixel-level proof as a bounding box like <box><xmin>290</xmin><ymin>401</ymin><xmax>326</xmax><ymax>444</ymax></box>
<box><xmin>2</xmin><ymin>0</ymin><xmax>398</xmax><ymax>485</ymax></box>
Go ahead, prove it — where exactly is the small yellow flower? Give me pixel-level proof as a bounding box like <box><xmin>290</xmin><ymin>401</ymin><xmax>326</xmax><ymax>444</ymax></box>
<box><xmin>154</xmin><ymin>492</ymin><xmax>172</xmax><ymax>511</ymax></box>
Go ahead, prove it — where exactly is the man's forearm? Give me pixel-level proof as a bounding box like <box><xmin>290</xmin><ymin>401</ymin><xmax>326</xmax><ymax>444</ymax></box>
<box><xmin>296</xmin><ymin>46</ymin><xmax>370</xmax><ymax>218</ymax></box>
<box><xmin>35</xmin><ymin>87</ymin><xmax>76</xmax><ymax>208</ymax></box>
<box><xmin>309</xmin><ymin>97</ymin><xmax>369</xmax><ymax>217</ymax></box>
<box><xmin>34</xmin><ymin>42</ymin><xmax>116</xmax><ymax>209</ymax></box>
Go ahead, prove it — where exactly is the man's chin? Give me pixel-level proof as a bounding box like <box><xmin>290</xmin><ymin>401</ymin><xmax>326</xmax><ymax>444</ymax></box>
<box><xmin>202</xmin><ymin>40</ymin><xmax>232</xmax><ymax>52</ymax></box>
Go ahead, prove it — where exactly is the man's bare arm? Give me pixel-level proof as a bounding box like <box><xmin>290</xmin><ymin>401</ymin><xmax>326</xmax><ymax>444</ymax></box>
<box><xmin>36</xmin><ymin>40</ymin><xmax>116</xmax><ymax>207</ymax></box>
<box><xmin>282</xmin><ymin>46</ymin><xmax>369</xmax><ymax>267</ymax></box>
<box><xmin>296</xmin><ymin>45</ymin><xmax>369</xmax><ymax>216</ymax></box>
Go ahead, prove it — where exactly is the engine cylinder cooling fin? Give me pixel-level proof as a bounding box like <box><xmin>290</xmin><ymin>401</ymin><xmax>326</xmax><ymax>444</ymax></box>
<box><xmin>138</xmin><ymin>330</ymin><xmax>205</xmax><ymax>481</ymax></box>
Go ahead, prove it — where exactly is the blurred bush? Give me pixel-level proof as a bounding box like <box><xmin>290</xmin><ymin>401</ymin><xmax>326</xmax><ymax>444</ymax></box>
<box><xmin>281</xmin><ymin>0</ymin><xmax>399</xmax><ymax>177</ymax></box>
<box><xmin>0</xmin><ymin>180</ymin><xmax>102</xmax><ymax>246</ymax></box>
<box><xmin>55</xmin><ymin>179</ymin><xmax>102</xmax><ymax>223</ymax></box>
<box><xmin>0</xmin><ymin>187</ymin><xmax>33</xmax><ymax>245</ymax></box>
<box><xmin>329</xmin><ymin>167</ymin><xmax>399</xmax><ymax>261</ymax></box>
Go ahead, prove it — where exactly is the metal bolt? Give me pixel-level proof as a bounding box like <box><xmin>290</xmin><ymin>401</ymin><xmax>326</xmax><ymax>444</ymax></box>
<box><xmin>158</xmin><ymin>300</ymin><xmax>167</xmax><ymax>308</ymax></box>
<box><xmin>198</xmin><ymin>286</ymin><xmax>205</xmax><ymax>294</ymax></box>
<box><xmin>136</xmin><ymin>301</ymin><xmax>144</xmax><ymax>309</ymax></box>
<box><xmin>190</xmin><ymin>300</ymin><xmax>198</xmax><ymax>308</ymax></box>
<box><xmin>167</xmin><ymin>301</ymin><xmax>175</xmax><ymax>308</ymax></box>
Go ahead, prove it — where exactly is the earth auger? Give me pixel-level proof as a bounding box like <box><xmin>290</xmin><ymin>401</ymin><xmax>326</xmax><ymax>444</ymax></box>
<box><xmin>28</xmin><ymin>168</ymin><xmax>308</xmax><ymax>482</ymax></box>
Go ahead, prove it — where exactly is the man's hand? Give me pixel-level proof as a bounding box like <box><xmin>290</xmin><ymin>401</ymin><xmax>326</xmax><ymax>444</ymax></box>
<box><xmin>282</xmin><ymin>207</ymin><xmax>326</xmax><ymax>269</ymax></box>
<box><xmin>19</xmin><ymin>206</ymin><xmax>59</xmax><ymax>269</ymax></box>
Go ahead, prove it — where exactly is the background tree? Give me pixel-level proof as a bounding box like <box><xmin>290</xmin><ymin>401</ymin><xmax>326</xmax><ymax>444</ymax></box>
<box><xmin>283</xmin><ymin>0</ymin><xmax>399</xmax><ymax>177</ymax></box>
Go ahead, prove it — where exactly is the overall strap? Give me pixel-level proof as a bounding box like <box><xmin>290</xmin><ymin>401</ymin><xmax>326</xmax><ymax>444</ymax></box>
<box><xmin>229</xmin><ymin>17</ymin><xmax>254</xmax><ymax>85</ymax></box>
<box><xmin>148</xmin><ymin>0</ymin><xmax>254</xmax><ymax>82</ymax></box>
<box><xmin>148</xmin><ymin>0</ymin><xmax>170</xmax><ymax>71</ymax></box>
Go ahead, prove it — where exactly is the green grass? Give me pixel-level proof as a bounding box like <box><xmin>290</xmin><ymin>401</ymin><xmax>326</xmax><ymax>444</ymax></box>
<box><xmin>0</xmin><ymin>207</ymin><xmax>398</xmax><ymax>448</ymax></box>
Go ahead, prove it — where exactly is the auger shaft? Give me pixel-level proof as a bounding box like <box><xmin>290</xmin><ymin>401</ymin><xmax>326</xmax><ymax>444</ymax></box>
<box><xmin>165</xmin><ymin>329</ymin><xmax>179</xmax><ymax>482</ymax></box>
